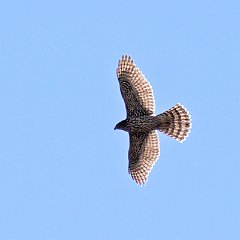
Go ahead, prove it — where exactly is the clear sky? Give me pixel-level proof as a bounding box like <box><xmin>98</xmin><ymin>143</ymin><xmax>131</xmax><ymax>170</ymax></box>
<box><xmin>0</xmin><ymin>0</ymin><xmax>239</xmax><ymax>239</ymax></box>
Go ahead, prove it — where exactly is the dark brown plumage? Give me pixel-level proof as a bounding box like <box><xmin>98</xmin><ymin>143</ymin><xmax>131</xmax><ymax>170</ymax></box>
<box><xmin>114</xmin><ymin>55</ymin><xmax>191</xmax><ymax>185</ymax></box>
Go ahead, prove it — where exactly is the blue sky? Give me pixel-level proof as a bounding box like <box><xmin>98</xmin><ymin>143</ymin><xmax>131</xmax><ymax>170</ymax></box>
<box><xmin>0</xmin><ymin>0</ymin><xmax>239</xmax><ymax>239</ymax></box>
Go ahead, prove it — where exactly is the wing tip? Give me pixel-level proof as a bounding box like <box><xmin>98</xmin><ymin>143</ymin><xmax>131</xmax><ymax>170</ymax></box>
<box><xmin>117</xmin><ymin>54</ymin><xmax>135</xmax><ymax>77</ymax></box>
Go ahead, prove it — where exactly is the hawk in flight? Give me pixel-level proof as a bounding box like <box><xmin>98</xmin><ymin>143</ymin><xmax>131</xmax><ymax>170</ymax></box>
<box><xmin>114</xmin><ymin>55</ymin><xmax>191</xmax><ymax>185</ymax></box>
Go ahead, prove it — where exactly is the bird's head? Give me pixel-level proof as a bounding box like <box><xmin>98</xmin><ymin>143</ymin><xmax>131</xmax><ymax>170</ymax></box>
<box><xmin>114</xmin><ymin>120</ymin><xmax>127</xmax><ymax>131</ymax></box>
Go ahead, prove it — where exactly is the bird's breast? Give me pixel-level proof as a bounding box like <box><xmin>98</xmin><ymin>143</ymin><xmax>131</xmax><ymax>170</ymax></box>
<box><xmin>126</xmin><ymin>116</ymin><xmax>157</xmax><ymax>132</ymax></box>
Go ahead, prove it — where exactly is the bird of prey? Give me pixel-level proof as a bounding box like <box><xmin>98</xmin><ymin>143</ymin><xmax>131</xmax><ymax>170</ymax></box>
<box><xmin>114</xmin><ymin>55</ymin><xmax>191</xmax><ymax>185</ymax></box>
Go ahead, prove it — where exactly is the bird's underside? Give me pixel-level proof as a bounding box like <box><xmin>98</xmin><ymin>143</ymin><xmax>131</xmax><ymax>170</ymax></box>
<box><xmin>115</xmin><ymin>55</ymin><xmax>192</xmax><ymax>186</ymax></box>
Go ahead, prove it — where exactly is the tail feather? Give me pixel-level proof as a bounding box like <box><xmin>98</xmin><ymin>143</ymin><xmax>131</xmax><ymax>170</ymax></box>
<box><xmin>157</xmin><ymin>103</ymin><xmax>191</xmax><ymax>143</ymax></box>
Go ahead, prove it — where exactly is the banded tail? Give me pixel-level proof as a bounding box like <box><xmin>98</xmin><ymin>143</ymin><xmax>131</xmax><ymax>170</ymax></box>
<box><xmin>157</xmin><ymin>104</ymin><xmax>191</xmax><ymax>143</ymax></box>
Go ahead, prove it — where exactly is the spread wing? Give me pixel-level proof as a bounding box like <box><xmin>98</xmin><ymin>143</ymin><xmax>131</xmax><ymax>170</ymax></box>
<box><xmin>117</xmin><ymin>55</ymin><xmax>155</xmax><ymax>117</ymax></box>
<box><xmin>128</xmin><ymin>131</ymin><xmax>160</xmax><ymax>185</ymax></box>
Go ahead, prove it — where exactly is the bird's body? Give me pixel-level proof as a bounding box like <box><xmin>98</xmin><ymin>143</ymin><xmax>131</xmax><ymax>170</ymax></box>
<box><xmin>115</xmin><ymin>115</ymin><xmax>159</xmax><ymax>133</ymax></box>
<box><xmin>115</xmin><ymin>55</ymin><xmax>191</xmax><ymax>185</ymax></box>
